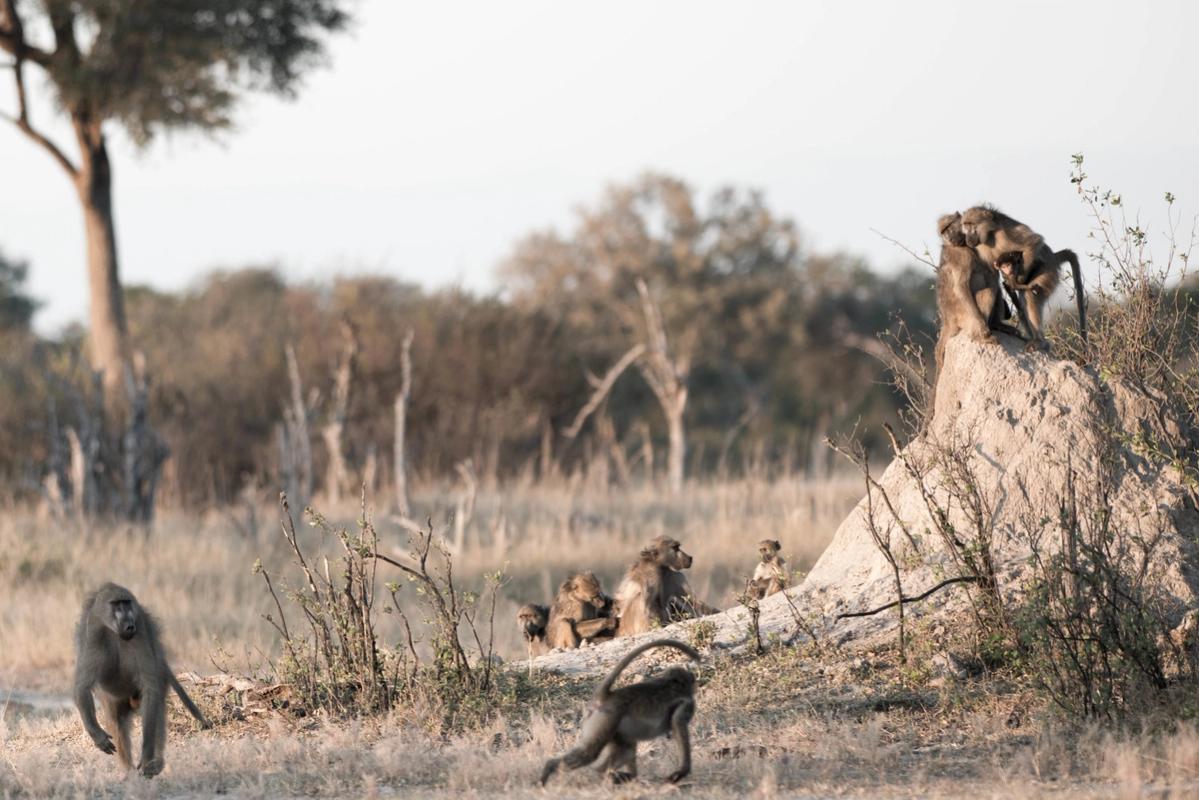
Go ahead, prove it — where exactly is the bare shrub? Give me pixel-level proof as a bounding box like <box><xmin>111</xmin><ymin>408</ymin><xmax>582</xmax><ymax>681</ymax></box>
<box><xmin>1015</xmin><ymin>448</ymin><xmax>1180</xmax><ymax>721</ymax></box>
<box><xmin>256</xmin><ymin>491</ymin><xmax>507</xmax><ymax>724</ymax></box>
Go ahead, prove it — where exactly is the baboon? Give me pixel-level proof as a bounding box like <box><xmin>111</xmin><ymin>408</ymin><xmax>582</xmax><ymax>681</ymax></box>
<box><xmin>517</xmin><ymin>603</ymin><xmax>550</xmax><ymax>657</ymax></box>
<box><xmin>73</xmin><ymin>583</ymin><xmax>210</xmax><ymax>777</ymax></box>
<box><xmin>547</xmin><ymin>572</ymin><xmax>618</xmax><ymax>650</ymax></box>
<box><xmin>539</xmin><ymin>638</ymin><xmax>701</xmax><ymax>786</ymax></box>
<box><xmin>960</xmin><ymin>204</ymin><xmax>1087</xmax><ymax>345</ymax></box>
<box><xmin>749</xmin><ymin>539</ymin><xmax>788</xmax><ymax>599</ymax></box>
<box><xmin>614</xmin><ymin>536</ymin><xmax>716</xmax><ymax>636</ymax></box>
<box><xmin>933</xmin><ymin>211</ymin><xmax>1003</xmax><ymax>376</ymax></box>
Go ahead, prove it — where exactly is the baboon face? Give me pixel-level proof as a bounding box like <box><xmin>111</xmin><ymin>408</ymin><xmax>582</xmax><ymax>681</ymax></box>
<box><xmin>568</xmin><ymin>572</ymin><xmax>608</xmax><ymax>607</ymax></box>
<box><xmin>757</xmin><ymin>539</ymin><xmax>781</xmax><ymax>563</ymax></box>
<box><xmin>960</xmin><ymin>208</ymin><xmax>994</xmax><ymax>249</ymax></box>
<box><xmin>937</xmin><ymin>212</ymin><xmax>966</xmax><ymax>247</ymax></box>
<box><xmin>652</xmin><ymin>537</ymin><xmax>693</xmax><ymax>571</ymax></box>
<box><xmin>517</xmin><ymin>604</ymin><xmax>548</xmax><ymax>639</ymax></box>
<box><xmin>995</xmin><ymin>250</ymin><xmax>1023</xmax><ymax>280</ymax></box>
<box><xmin>100</xmin><ymin>588</ymin><xmax>140</xmax><ymax>640</ymax></box>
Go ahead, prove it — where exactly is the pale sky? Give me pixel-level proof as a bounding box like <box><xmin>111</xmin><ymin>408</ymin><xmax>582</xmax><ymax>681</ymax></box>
<box><xmin>2</xmin><ymin>0</ymin><xmax>1197</xmax><ymax>334</ymax></box>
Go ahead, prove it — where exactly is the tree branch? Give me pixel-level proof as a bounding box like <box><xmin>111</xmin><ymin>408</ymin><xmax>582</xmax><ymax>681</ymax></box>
<box><xmin>562</xmin><ymin>343</ymin><xmax>645</xmax><ymax>439</ymax></box>
<box><xmin>0</xmin><ymin>2</ymin><xmax>78</xmax><ymax>178</ymax></box>
<box><xmin>834</xmin><ymin>576</ymin><xmax>979</xmax><ymax>621</ymax></box>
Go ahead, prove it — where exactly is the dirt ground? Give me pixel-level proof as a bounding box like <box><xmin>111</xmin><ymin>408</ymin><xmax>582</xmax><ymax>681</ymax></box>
<box><xmin>6</xmin><ymin>638</ymin><xmax>1199</xmax><ymax>799</ymax></box>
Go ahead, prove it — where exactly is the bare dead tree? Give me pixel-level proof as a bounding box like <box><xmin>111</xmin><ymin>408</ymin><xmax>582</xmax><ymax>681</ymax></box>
<box><xmin>452</xmin><ymin>458</ymin><xmax>477</xmax><ymax>556</ymax></box>
<box><xmin>562</xmin><ymin>343</ymin><xmax>645</xmax><ymax>439</ymax></box>
<box><xmin>121</xmin><ymin>353</ymin><xmax>169</xmax><ymax>522</ymax></box>
<box><xmin>321</xmin><ymin>318</ymin><xmax>358</xmax><ymax>506</ymax></box>
<box><xmin>634</xmin><ymin>278</ymin><xmax>690</xmax><ymax>494</ymax></box>
<box><xmin>281</xmin><ymin>344</ymin><xmax>315</xmax><ymax>510</ymax></box>
<box><xmin>393</xmin><ymin>329</ymin><xmax>414</xmax><ymax>516</ymax></box>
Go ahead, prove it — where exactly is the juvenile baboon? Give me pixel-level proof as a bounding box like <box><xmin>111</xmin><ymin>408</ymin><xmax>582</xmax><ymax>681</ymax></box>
<box><xmin>73</xmin><ymin>583</ymin><xmax>210</xmax><ymax>777</ymax></box>
<box><xmin>547</xmin><ymin>572</ymin><xmax>618</xmax><ymax>650</ymax></box>
<box><xmin>614</xmin><ymin>537</ymin><xmax>716</xmax><ymax>636</ymax></box>
<box><xmin>539</xmin><ymin>638</ymin><xmax>701</xmax><ymax>785</ymax></box>
<box><xmin>749</xmin><ymin>538</ymin><xmax>788</xmax><ymax>599</ymax></box>
<box><xmin>960</xmin><ymin>204</ymin><xmax>1087</xmax><ymax>344</ymax></box>
<box><xmin>517</xmin><ymin>603</ymin><xmax>550</xmax><ymax>657</ymax></box>
<box><xmin>933</xmin><ymin>211</ymin><xmax>1003</xmax><ymax>375</ymax></box>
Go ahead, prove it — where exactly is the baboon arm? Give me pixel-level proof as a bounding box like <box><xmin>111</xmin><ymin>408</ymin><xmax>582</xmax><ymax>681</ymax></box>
<box><xmin>574</xmin><ymin>617</ymin><xmax>617</xmax><ymax>639</ymax></box>
<box><xmin>73</xmin><ymin>682</ymin><xmax>115</xmax><ymax>754</ymax></box>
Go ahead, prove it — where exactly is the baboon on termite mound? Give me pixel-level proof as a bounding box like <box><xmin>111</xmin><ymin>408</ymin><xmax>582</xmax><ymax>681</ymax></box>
<box><xmin>615</xmin><ymin>536</ymin><xmax>716</xmax><ymax>636</ymax></box>
<box><xmin>539</xmin><ymin>638</ymin><xmax>701</xmax><ymax>786</ymax></box>
<box><xmin>933</xmin><ymin>211</ymin><xmax>1005</xmax><ymax>377</ymax></box>
<box><xmin>749</xmin><ymin>538</ymin><xmax>788</xmax><ymax>599</ymax></box>
<box><xmin>960</xmin><ymin>204</ymin><xmax>1087</xmax><ymax>346</ymax></box>
<box><xmin>74</xmin><ymin>583</ymin><xmax>210</xmax><ymax>777</ymax></box>
<box><xmin>546</xmin><ymin>572</ymin><xmax>617</xmax><ymax>650</ymax></box>
<box><xmin>516</xmin><ymin>603</ymin><xmax>550</xmax><ymax>657</ymax></box>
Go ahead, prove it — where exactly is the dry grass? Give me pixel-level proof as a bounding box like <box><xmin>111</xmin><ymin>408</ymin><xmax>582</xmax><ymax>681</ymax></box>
<box><xmin>0</xmin><ymin>476</ymin><xmax>857</xmax><ymax>689</ymax></box>
<box><xmin>5</xmin><ymin>476</ymin><xmax>1198</xmax><ymax>798</ymax></box>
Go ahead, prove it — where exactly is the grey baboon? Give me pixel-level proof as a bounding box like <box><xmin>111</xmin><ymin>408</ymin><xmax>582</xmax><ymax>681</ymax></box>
<box><xmin>614</xmin><ymin>537</ymin><xmax>715</xmax><ymax>636</ymax></box>
<box><xmin>749</xmin><ymin>538</ymin><xmax>788</xmax><ymax>599</ymax></box>
<box><xmin>960</xmin><ymin>204</ymin><xmax>1087</xmax><ymax>345</ymax></box>
<box><xmin>74</xmin><ymin>583</ymin><xmax>210</xmax><ymax>777</ymax></box>
<box><xmin>546</xmin><ymin>572</ymin><xmax>618</xmax><ymax>650</ymax></box>
<box><xmin>933</xmin><ymin>211</ymin><xmax>1004</xmax><ymax>376</ymax></box>
<box><xmin>539</xmin><ymin>638</ymin><xmax>701</xmax><ymax>785</ymax></box>
<box><xmin>517</xmin><ymin>603</ymin><xmax>550</xmax><ymax>657</ymax></box>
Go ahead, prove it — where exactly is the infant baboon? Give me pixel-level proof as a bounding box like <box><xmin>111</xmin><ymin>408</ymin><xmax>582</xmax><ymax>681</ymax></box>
<box><xmin>749</xmin><ymin>538</ymin><xmax>788</xmax><ymax>599</ymax></box>
<box><xmin>614</xmin><ymin>536</ymin><xmax>715</xmax><ymax>636</ymax></box>
<box><xmin>73</xmin><ymin>583</ymin><xmax>210</xmax><ymax>777</ymax></box>
<box><xmin>933</xmin><ymin>211</ymin><xmax>1003</xmax><ymax>376</ymax></box>
<box><xmin>516</xmin><ymin>603</ymin><xmax>550</xmax><ymax>657</ymax></box>
<box><xmin>547</xmin><ymin>572</ymin><xmax>618</xmax><ymax>650</ymax></box>
<box><xmin>960</xmin><ymin>204</ymin><xmax>1087</xmax><ymax>345</ymax></box>
<box><xmin>539</xmin><ymin>638</ymin><xmax>701</xmax><ymax>786</ymax></box>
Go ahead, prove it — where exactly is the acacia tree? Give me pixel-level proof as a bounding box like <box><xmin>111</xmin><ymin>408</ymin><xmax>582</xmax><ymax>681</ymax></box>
<box><xmin>0</xmin><ymin>0</ymin><xmax>349</xmax><ymax>395</ymax></box>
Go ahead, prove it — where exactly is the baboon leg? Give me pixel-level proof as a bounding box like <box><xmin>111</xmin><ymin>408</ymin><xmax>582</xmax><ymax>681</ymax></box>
<box><xmin>951</xmin><ymin>263</ymin><xmax>993</xmax><ymax>341</ymax></box>
<box><xmin>666</xmin><ymin>699</ymin><xmax>695</xmax><ymax>783</ymax></box>
<box><xmin>138</xmin><ymin>688</ymin><xmax>167</xmax><ymax>778</ymax></box>
<box><xmin>602</xmin><ymin>737</ymin><xmax>638</xmax><ymax>784</ymax></box>
<box><xmin>101</xmin><ymin>695</ymin><xmax>133</xmax><ymax>769</ymax></box>
<box><xmin>539</xmin><ymin>711</ymin><xmax>620</xmax><ymax>785</ymax></box>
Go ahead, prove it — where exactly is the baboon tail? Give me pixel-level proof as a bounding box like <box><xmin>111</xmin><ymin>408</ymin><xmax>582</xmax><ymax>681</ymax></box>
<box><xmin>168</xmin><ymin>673</ymin><xmax>211</xmax><ymax>729</ymax></box>
<box><xmin>595</xmin><ymin>638</ymin><xmax>701</xmax><ymax>701</ymax></box>
<box><xmin>1058</xmin><ymin>248</ymin><xmax>1087</xmax><ymax>343</ymax></box>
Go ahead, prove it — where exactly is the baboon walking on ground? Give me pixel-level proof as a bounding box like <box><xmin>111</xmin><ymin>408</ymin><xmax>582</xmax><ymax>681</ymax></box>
<box><xmin>74</xmin><ymin>583</ymin><xmax>210</xmax><ymax>777</ymax></box>
<box><xmin>539</xmin><ymin>639</ymin><xmax>701</xmax><ymax>785</ymax></box>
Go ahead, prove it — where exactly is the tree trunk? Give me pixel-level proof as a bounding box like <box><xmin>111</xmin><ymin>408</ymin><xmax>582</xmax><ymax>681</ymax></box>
<box><xmin>74</xmin><ymin>125</ymin><xmax>130</xmax><ymax>398</ymax></box>
<box><xmin>666</xmin><ymin>401</ymin><xmax>686</xmax><ymax>494</ymax></box>
<box><xmin>393</xmin><ymin>329</ymin><xmax>414</xmax><ymax>516</ymax></box>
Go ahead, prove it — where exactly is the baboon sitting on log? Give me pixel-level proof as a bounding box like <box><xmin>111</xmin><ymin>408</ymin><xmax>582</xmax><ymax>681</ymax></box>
<box><xmin>615</xmin><ymin>536</ymin><xmax>717</xmax><ymax>636</ymax></box>
<box><xmin>547</xmin><ymin>572</ymin><xmax>618</xmax><ymax>650</ymax></box>
<box><xmin>73</xmin><ymin>583</ymin><xmax>210</xmax><ymax>777</ymax></box>
<box><xmin>516</xmin><ymin>603</ymin><xmax>551</xmax><ymax>657</ymax></box>
<box><xmin>748</xmin><ymin>538</ymin><xmax>788</xmax><ymax>599</ymax></box>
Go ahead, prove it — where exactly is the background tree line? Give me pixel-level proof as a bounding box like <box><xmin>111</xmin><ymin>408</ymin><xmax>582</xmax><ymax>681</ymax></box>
<box><xmin>1</xmin><ymin>174</ymin><xmax>938</xmax><ymax>509</ymax></box>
